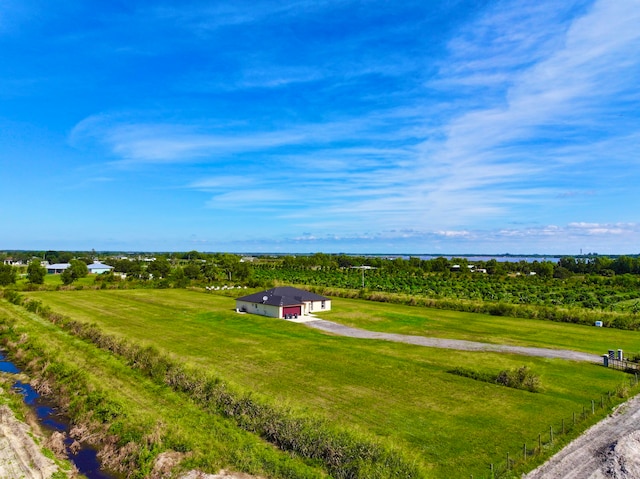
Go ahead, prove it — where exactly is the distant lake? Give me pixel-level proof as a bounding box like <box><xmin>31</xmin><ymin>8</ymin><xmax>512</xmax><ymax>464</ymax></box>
<box><xmin>413</xmin><ymin>255</ymin><xmax>560</xmax><ymax>263</ymax></box>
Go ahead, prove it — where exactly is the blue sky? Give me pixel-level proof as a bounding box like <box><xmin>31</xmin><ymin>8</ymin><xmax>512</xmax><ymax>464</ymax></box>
<box><xmin>1</xmin><ymin>0</ymin><xmax>639</xmax><ymax>254</ymax></box>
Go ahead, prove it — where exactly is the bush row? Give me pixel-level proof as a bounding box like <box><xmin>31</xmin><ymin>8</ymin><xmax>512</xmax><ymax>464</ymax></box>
<box><xmin>7</xmin><ymin>293</ymin><xmax>425</xmax><ymax>479</ymax></box>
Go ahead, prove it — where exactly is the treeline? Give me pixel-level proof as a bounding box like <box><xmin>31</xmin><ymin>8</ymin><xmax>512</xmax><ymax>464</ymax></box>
<box><xmin>4</xmin><ymin>250</ymin><xmax>640</xmax><ymax>318</ymax></box>
<box><xmin>253</xmin><ymin>264</ymin><xmax>640</xmax><ymax>312</ymax></box>
<box><xmin>1</xmin><ymin>252</ymin><xmax>258</xmax><ymax>288</ymax></box>
<box><xmin>267</xmin><ymin>253</ymin><xmax>640</xmax><ymax>278</ymax></box>
<box><xmin>108</xmin><ymin>253</ymin><xmax>253</xmax><ymax>285</ymax></box>
<box><xmin>304</xmin><ymin>286</ymin><xmax>640</xmax><ymax>330</ymax></box>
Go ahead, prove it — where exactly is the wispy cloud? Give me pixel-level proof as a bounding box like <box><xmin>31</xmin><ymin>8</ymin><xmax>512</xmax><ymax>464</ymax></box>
<box><xmin>65</xmin><ymin>0</ymin><xmax>640</xmax><ymax>251</ymax></box>
<box><xmin>395</xmin><ymin>0</ymin><xmax>640</xmax><ymax>226</ymax></box>
<box><xmin>280</xmin><ymin>221</ymin><xmax>640</xmax><ymax>254</ymax></box>
<box><xmin>147</xmin><ymin>0</ymin><xmax>350</xmax><ymax>32</ymax></box>
<box><xmin>69</xmin><ymin>108</ymin><xmax>422</xmax><ymax>166</ymax></box>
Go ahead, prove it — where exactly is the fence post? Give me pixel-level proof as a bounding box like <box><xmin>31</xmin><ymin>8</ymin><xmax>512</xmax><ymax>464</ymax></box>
<box><xmin>523</xmin><ymin>443</ymin><xmax>527</xmax><ymax>460</ymax></box>
<box><xmin>601</xmin><ymin>396</ymin><xmax>604</xmax><ymax>409</ymax></box>
<box><xmin>550</xmin><ymin>425</ymin><xmax>554</xmax><ymax>443</ymax></box>
<box><xmin>573</xmin><ymin>411</ymin><xmax>576</xmax><ymax>426</ymax></box>
<box><xmin>538</xmin><ymin>433</ymin><xmax>541</xmax><ymax>451</ymax></box>
<box><xmin>592</xmin><ymin>400</ymin><xmax>595</xmax><ymax>414</ymax></box>
<box><xmin>490</xmin><ymin>463</ymin><xmax>494</xmax><ymax>479</ymax></box>
<box><xmin>562</xmin><ymin>418</ymin><xmax>565</xmax><ymax>435</ymax></box>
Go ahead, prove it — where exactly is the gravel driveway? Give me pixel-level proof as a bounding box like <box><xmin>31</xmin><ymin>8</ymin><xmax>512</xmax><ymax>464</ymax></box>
<box><xmin>304</xmin><ymin>318</ymin><xmax>640</xmax><ymax>477</ymax></box>
<box><xmin>305</xmin><ymin>319</ymin><xmax>601</xmax><ymax>362</ymax></box>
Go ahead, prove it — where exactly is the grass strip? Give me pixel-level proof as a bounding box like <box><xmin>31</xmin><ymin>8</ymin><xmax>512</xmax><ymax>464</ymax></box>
<box><xmin>13</xmin><ymin>288</ymin><xmax>640</xmax><ymax>478</ymax></box>
<box><xmin>0</xmin><ymin>299</ymin><xmax>327</xmax><ymax>479</ymax></box>
<box><xmin>3</xmin><ymin>293</ymin><xmax>425</xmax><ymax>479</ymax></box>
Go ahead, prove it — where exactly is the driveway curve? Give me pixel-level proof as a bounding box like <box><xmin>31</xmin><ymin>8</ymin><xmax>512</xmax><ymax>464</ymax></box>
<box><xmin>304</xmin><ymin>319</ymin><xmax>601</xmax><ymax>362</ymax></box>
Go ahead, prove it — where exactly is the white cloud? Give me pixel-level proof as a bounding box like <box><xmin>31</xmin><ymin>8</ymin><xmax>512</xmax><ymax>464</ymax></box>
<box><xmin>65</xmin><ymin>0</ymin><xmax>640</xmax><ymax>248</ymax></box>
<box><xmin>393</xmin><ymin>0</ymin><xmax>640</xmax><ymax>229</ymax></box>
<box><xmin>567</xmin><ymin>222</ymin><xmax>638</xmax><ymax>235</ymax></box>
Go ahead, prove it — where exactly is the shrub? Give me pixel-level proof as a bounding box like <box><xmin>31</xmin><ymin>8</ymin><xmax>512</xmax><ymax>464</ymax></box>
<box><xmin>449</xmin><ymin>366</ymin><xmax>541</xmax><ymax>393</ymax></box>
<box><xmin>495</xmin><ymin>366</ymin><xmax>540</xmax><ymax>392</ymax></box>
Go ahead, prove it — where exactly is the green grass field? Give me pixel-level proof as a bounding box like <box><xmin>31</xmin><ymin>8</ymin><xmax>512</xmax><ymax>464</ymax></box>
<box><xmin>19</xmin><ymin>288</ymin><xmax>639</xmax><ymax>478</ymax></box>
<box><xmin>319</xmin><ymin>296</ymin><xmax>640</xmax><ymax>354</ymax></box>
<box><xmin>0</xmin><ymin>299</ymin><xmax>326</xmax><ymax>479</ymax></box>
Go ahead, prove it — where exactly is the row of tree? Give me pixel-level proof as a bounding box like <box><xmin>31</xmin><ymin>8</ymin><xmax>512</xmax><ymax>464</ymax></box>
<box><xmin>3</xmin><ymin>251</ymin><xmax>640</xmax><ymax>289</ymax></box>
<box><xmin>110</xmin><ymin>254</ymin><xmax>252</xmax><ymax>283</ymax></box>
<box><xmin>269</xmin><ymin>253</ymin><xmax>640</xmax><ymax>278</ymax></box>
<box><xmin>0</xmin><ymin>261</ymin><xmax>49</xmax><ymax>286</ymax></box>
<box><xmin>0</xmin><ymin>252</ymin><xmax>256</xmax><ymax>287</ymax></box>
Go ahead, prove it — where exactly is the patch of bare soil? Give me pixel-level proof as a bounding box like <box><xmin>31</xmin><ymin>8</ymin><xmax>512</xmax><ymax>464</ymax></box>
<box><xmin>179</xmin><ymin>471</ymin><xmax>262</xmax><ymax>479</ymax></box>
<box><xmin>524</xmin><ymin>394</ymin><xmax>640</xmax><ymax>478</ymax></box>
<box><xmin>0</xmin><ymin>404</ymin><xmax>59</xmax><ymax>479</ymax></box>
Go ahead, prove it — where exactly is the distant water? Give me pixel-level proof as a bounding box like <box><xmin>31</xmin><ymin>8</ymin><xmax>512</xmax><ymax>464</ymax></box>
<box><xmin>1</xmin><ymin>352</ymin><xmax>119</xmax><ymax>479</ymax></box>
<box><xmin>414</xmin><ymin>255</ymin><xmax>560</xmax><ymax>263</ymax></box>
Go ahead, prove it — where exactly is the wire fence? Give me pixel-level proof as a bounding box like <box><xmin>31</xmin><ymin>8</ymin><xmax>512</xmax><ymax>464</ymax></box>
<box><xmin>467</xmin><ymin>372</ymin><xmax>640</xmax><ymax>479</ymax></box>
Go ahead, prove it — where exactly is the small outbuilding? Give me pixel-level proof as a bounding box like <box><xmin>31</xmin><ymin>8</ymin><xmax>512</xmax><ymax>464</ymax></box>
<box><xmin>235</xmin><ymin>286</ymin><xmax>331</xmax><ymax>319</ymax></box>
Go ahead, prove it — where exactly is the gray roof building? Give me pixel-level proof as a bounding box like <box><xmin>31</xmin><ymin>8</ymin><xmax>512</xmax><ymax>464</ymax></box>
<box><xmin>236</xmin><ymin>286</ymin><xmax>331</xmax><ymax>319</ymax></box>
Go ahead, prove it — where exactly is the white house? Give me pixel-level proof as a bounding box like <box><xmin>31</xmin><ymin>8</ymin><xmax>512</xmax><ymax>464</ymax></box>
<box><xmin>87</xmin><ymin>261</ymin><xmax>114</xmax><ymax>274</ymax></box>
<box><xmin>235</xmin><ymin>286</ymin><xmax>331</xmax><ymax>319</ymax></box>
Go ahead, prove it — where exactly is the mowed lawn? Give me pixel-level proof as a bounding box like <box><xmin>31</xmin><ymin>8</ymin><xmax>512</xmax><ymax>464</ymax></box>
<box><xmin>319</xmin><ymin>297</ymin><xmax>640</xmax><ymax>355</ymax></box>
<box><xmin>26</xmin><ymin>289</ymin><xmax>637</xmax><ymax>477</ymax></box>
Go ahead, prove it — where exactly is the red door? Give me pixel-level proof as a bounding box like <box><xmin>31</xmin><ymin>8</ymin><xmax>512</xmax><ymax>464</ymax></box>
<box><xmin>283</xmin><ymin>306</ymin><xmax>301</xmax><ymax>317</ymax></box>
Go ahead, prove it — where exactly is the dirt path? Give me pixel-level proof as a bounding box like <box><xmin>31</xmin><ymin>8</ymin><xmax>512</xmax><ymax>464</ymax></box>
<box><xmin>0</xmin><ymin>404</ymin><xmax>59</xmax><ymax>479</ymax></box>
<box><xmin>523</xmin><ymin>394</ymin><xmax>640</xmax><ymax>478</ymax></box>
<box><xmin>305</xmin><ymin>319</ymin><xmax>601</xmax><ymax>362</ymax></box>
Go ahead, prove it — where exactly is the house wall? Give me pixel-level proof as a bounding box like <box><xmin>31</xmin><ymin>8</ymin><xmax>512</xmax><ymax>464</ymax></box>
<box><xmin>90</xmin><ymin>268</ymin><xmax>113</xmax><ymax>275</ymax></box>
<box><xmin>307</xmin><ymin>299</ymin><xmax>331</xmax><ymax>314</ymax></box>
<box><xmin>236</xmin><ymin>301</ymin><xmax>281</xmax><ymax>318</ymax></box>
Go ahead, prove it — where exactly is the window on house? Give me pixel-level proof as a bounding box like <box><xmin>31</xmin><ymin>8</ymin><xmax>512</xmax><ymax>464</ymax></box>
<box><xmin>321</xmin><ymin>301</ymin><xmax>326</xmax><ymax>309</ymax></box>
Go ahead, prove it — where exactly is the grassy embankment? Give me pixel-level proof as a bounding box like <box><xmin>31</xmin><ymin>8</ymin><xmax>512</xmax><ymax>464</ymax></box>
<box><xmin>16</xmin><ymin>288</ymin><xmax>640</xmax><ymax>478</ymax></box>
<box><xmin>0</xmin><ymin>298</ymin><xmax>328</xmax><ymax>479</ymax></box>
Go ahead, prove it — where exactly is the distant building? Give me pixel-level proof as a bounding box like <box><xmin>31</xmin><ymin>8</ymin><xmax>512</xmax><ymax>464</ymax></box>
<box><xmin>47</xmin><ymin>263</ymin><xmax>71</xmax><ymax>274</ymax></box>
<box><xmin>236</xmin><ymin>286</ymin><xmax>331</xmax><ymax>319</ymax></box>
<box><xmin>2</xmin><ymin>258</ymin><xmax>24</xmax><ymax>266</ymax></box>
<box><xmin>87</xmin><ymin>261</ymin><xmax>114</xmax><ymax>275</ymax></box>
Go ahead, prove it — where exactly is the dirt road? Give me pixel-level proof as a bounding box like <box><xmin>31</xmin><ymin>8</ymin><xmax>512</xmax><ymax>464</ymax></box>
<box><xmin>305</xmin><ymin>319</ymin><xmax>601</xmax><ymax>362</ymax></box>
<box><xmin>0</xmin><ymin>404</ymin><xmax>59</xmax><ymax>479</ymax></box>
<box><xmin>524</xmin><ymin>394</ymin><xmax>640</xmax><ymax>478</ymax></box>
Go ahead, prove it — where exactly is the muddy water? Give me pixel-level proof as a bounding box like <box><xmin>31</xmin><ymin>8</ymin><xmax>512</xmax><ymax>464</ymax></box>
<box><xmin>0</xmin><ymin>353</ymin><xmax>119</xmax><ymax>479</ymax></box>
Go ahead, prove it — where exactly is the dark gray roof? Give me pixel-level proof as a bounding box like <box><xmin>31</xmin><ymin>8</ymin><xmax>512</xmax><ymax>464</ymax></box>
<box><xmin>236</xmin><ymin>286</ymin><xmax>329</xmax><ymax>307</ymax></box>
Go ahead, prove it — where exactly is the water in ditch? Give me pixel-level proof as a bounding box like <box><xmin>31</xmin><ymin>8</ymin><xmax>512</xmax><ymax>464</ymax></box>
<box><xmin>0</xmin><ymin>352</ymin><xmax>119</xmax><ymax>479</ymax></box>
